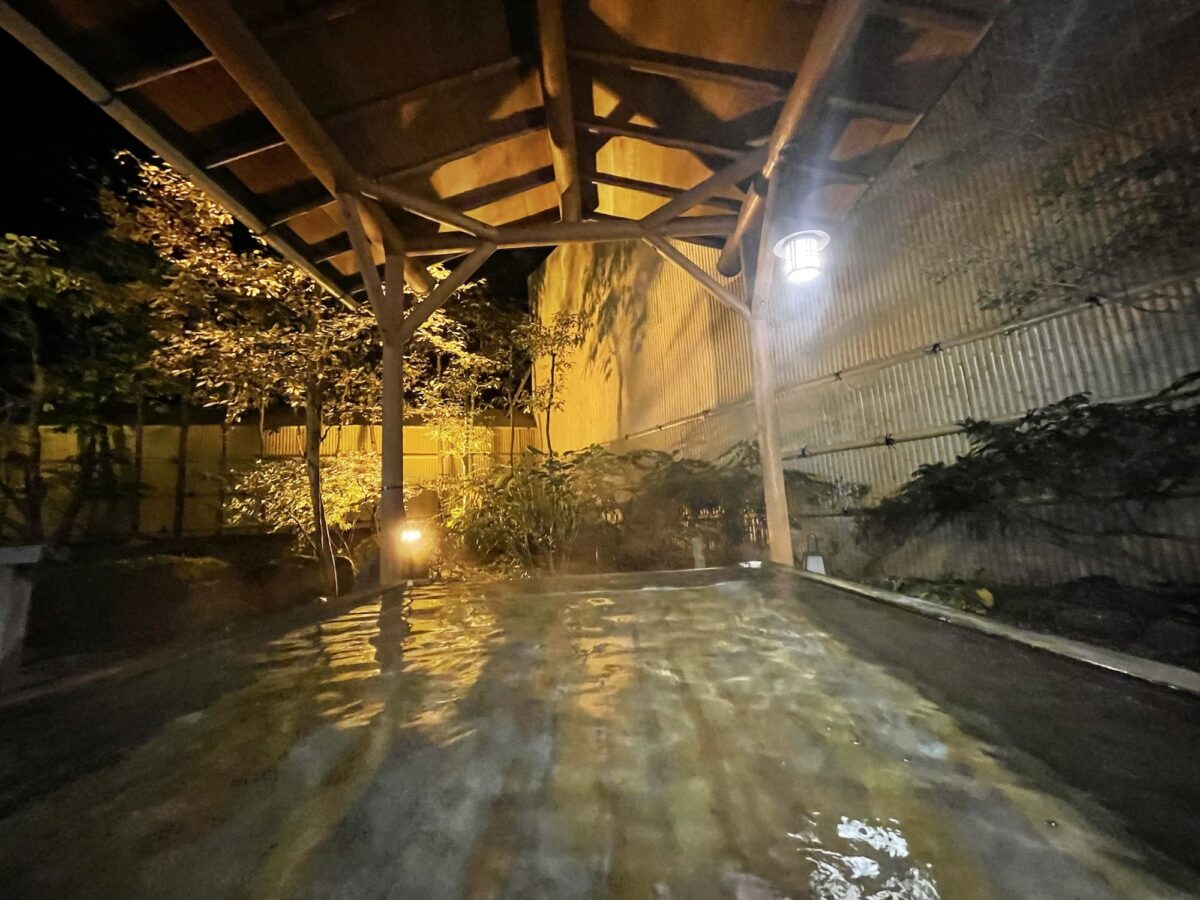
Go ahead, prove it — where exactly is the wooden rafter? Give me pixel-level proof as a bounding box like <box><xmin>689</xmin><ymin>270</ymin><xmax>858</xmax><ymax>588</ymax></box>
<box><xmin>167</xmin><ymin>0</ymin><xmax>432</xmax><ymax>293</ymax></box>
<box><xmin>717</xmin><ymin>0</ymin><xmax>873</xmax><ymax>276</ymax></box>
<box><xmin>571</xmin><ymin>48</ymin><xmax>791</xmax><ymax>98</ymax></box>
<box><xmin>643</xmin><ymin>236</ymin><xmax>749</xmax><ymax>320</ymax></box>
<box><xmin>578</xmin><ymin>117</ymin><xmax>756</xmax><ymax>160</ymax></box>
<box><xmin>442</xmin><ymin>166</ymin><xmax>557</xmax><ymax>213</ymax></box>
<box><xmin>364</xmin><ymin>180</ymin><xmax>499</xmax><ymax>240</ymax></box>
<box><xmin>397</xmin><ymin>242</ymin><xmax>497</xmax><ymax>344</ymax></box>
<box><xmin>535</xmin><ymin>0</ymin><xmax>582</xmax><ymax>222</ymax></box>
<box><xmin>398</xmin><ymin>214</ymin><xmax>736</xmax><ymax>255</ymax></box>
<box><xmin>590</xmin><ymin>172</ymin><xmax>742</xmax><ymax>213</ymax></box>
<box><xmin>640</xmin><ymin>145</ymin><xmax>769</xmax><ymax>229</ymax></box>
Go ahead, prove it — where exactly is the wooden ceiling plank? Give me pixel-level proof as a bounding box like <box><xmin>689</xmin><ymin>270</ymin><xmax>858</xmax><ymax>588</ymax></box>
<box><xmin>536</xmin><ymin>0</ymin><xmax>582</xmax><ymax>222</ymax></box>
<box><xmin>324</xmin><ymin>55</ymin><xmax>533</xmax><ymax>128</ymax></box>
<box><xmin>372</xmin><ymin>113</ymin><xmax>547</xmax><ymax>181</ymax></box>
<box><xmin>571</xmin><ymin>48</ymin><xmax>791</xmax><ymax>98</ymax></box>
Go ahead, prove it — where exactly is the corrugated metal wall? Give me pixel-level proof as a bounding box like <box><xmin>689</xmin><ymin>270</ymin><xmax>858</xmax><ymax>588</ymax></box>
<box><xmin>530</xmin><ymin>0</ymin><xmax>1200</xmax><ymax>583</ymax></box>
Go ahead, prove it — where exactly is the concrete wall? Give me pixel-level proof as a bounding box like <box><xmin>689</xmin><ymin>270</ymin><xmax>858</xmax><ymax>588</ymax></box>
<box><xmin>528</xmin><ymin>0</ymin><xmax>1200</xmax><ymax>584</ymax></box>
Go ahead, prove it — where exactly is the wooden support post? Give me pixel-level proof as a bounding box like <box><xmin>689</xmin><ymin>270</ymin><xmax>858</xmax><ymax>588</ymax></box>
<box><xmin>642</xmin><ymin>236</ymin><xmax>749</xmax><ymax>321</ymax></box>
<box><xmin>748</xmin><ymin>176</ymin><xmax>795</xmax><ymax>566</ymax></box>
<box><xmin>535</xmin><ymin>0</ymin><xmax>582</xmax><ymax>221</ymax></box>
<box><xmin>339</xmin><ymin>192</ymin><xmax>411</xmax><ymax>584</ymax></box>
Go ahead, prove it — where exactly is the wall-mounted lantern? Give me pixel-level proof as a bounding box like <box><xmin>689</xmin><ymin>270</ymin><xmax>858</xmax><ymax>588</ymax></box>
<box><xmin>773</xmin><ymin>229</ymin><xmax>830</xmax><ymax>285</ymax></box>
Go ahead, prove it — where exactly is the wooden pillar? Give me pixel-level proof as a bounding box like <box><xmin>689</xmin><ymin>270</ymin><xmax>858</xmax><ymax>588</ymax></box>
<box><xmin>749</xmin><ymin>173</ymin><xmax>795</xmax><ymax>566</ymax></box>
<box><xmin>379</xmin><ymin>334</ymin><xmax>405</xmax><ymax>585</ymax></box>
<box><xmin>750</xmin><ymin>313</ymin><xmax>793</xmax><ymax>565</ymax></box>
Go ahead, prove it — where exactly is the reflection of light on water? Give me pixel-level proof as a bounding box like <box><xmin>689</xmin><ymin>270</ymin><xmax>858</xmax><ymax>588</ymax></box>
<box><xmin>836</xmin><ymin>818</ymin><xmax>909</xmax><ymax>858</ymax></box>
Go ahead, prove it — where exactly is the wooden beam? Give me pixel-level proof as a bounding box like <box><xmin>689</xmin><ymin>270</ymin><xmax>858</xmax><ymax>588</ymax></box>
<box><xmin>167</xmin><ymin>0</ymin><xmax>429</xmax><ymax>293</ymax></box>
<box><xmin>591</xmin><ymin>172</ymin><xmax>742</xmax><ymax>212</ymax></box>
<box><xmin>114</xmin><ymin>47</ymin><xmax>215</xmax><ymax>91</ymax></box>
<box><xmin>371</xmin><ymin>113</ymin><xmax>546</xmax><ymax>181</ymax></box>
<box><xmin>359</xmin><ymin>196</ymin><xmax>434</xmax><ymax>294</ymax></box>
<box><xmin>643</xmin><ymin>236</ymin><xmax>749</xmax><ymax>320</ymax></box>
<box><xmin>337</xmin><ymin>193</ymin><xmax>390</xmax><ymax>324</ymax></box>
<box><xmin>571</xmin><ymin>48</ymin><xmax>791</xmax><ymax>98</ymax></box>
<box><xmin>363</xmin><ymin>180</ymin><xmax>499</xmax><ymax>240</ymax></box>
<box><xmin>579</xmin><ymin>117</ymin><xmax>754</xmax><ymax>160</ymax></box>
<box><xmin>535</xmin><ymin>0</ymin><xmax>582</xmax><ymax>222</ymax></box>
<box><xmin>875</xmin><ymin>1</ymin><xmax>990</xmax><ymax>35</ymax></box>
<box><xmin>827</xmin><ymin>95</ymin><xmax>920</xmax><ymax>124</ymax></box>
<box><xmin>399</xmin><ymin>214</ymin><xmax>736</xmax><ymax>255</ymax></box>
<box><xmin>397</xmin><ymin>242</ymin><xmax>496</xmax><ymax>344</ymax></box>
<box><xmin>717</xmin><ymin>0</ymin><xmax>873</xmax><ymax>276</ymax></box>
<box><xmin>202</xmin><ymin>131</ymin><xmax>287</xmax><ymax>169</ymax></box>
<box><xmin>640</xmin><ymin>145</ymin><xmax>769</xmax><ymax>229</ymax></box>
<box><xmin>441</xmin><ymin>166</ymin><xmax>557</xmax><ymax>212</ymax></box>
<box><xmin>323</xmin><ymin>55</ymin><xmax>533</xmax><ymax>128</ymax></box>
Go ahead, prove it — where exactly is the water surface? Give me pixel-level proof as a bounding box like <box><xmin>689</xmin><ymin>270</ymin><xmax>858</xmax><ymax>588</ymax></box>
<box><xmin>1</xmin><ymin>569</ymin><xmax>1197</xmax><ymax>898</ymax></box>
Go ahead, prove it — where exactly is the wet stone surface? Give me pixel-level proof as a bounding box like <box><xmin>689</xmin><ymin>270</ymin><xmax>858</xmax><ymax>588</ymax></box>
<box><xmin>0</xmin><ymin>569</ymin><xmax>1197</xmax><ymax>899</ymax></box>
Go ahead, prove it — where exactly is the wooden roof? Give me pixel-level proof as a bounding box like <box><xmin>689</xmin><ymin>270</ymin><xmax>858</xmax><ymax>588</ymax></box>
<box><xmin>2</xmin><ymin>0</ymin><xmax>1007</xmax><ymax>300</ymax></box>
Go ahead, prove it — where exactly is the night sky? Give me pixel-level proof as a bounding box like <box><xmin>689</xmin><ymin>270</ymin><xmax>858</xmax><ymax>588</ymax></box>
<box><xmin>0</xmin><ymin>27</ymin><xmax>545</xmax><ymax>299</ymax></box>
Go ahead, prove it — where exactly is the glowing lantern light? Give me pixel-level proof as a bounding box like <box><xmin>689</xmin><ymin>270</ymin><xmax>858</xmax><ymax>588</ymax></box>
<box><xmin>773</xmin><ymin>229</ymin><xmax>830</xmax><ymax>285</ymax></box>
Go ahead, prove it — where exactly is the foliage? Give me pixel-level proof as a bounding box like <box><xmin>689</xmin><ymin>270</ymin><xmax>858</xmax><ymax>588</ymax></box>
<box><xmin>446</xmin><ymin>441</ymin><xmax>861</xmax><ymax>574</ymax></box>
<box><xmin>0</xmin><ymin>233</ymin><xmax>155</xmax><ymax>541</ymax></box>
<box><xmin>228</xmin><ymin>452</ymin><xmax>381</xmax><ymax>569</ymax></box>
<box><xmin>104</xmin><ymin>156</ymin><xmax>381</xmax><ymax>424</ymax></box>
<box><xmin>859</xmin><ymin>372</ymin><xmax>1200</xmax><ymax>559</ymax></box>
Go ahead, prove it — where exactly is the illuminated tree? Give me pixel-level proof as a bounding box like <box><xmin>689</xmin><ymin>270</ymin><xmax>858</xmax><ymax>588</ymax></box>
<box><xmin>105</xmin><ymin>157</ymin><xmax>380</xmax><ymax>591</ymax></box>
<box><xmin>0</xmin><ymin>233</ymin><xmax>154</xmax><ymax>543</ymax></box>
<box><xmin>515</xmin><ymin>311</ymin><xmax>585</xmax><ymax>456</ymax></box>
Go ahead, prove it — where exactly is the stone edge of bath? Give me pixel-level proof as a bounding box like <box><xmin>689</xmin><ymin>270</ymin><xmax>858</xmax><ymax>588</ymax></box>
<box><xmin>771</xmin><ymin>564</ymin><xmax>1200</xmax><ymax>697</ymax></box>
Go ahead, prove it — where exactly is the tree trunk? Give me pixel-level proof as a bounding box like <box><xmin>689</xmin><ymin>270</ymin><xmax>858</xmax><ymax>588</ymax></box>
<box><xmin>508</xmin><ymin>366</ymin><xmax>531</xmax><ymax>464</ymax></box>
<box><xmin>132</xmin><ymin>388</ymin><xmax>145</xmax><ymax>533</ymax></box>
<box><xmin>52</xmin><ymin>430</ymin><xmax>97</xmax><ymax>545</ymax></box>
<box><xmin>305</xmin><ymin>375</ymin><xmax>338</xmax><ymax>595</ymax></box>
<box><xmin>257</xmin><ymin>394</ymin><xmax>267</xmax><ymax>453</ymax></box>
<box><xmin>22</xmin><ymin>332</ymin><xmax>47</xmax><ymax>543</ymax></box>
<box><xmin>217</xmin><ymin>414</ymin><xmax>230</xmax><ymax>533</ymax></box>
<box><xmin>173</xmin><ymin>391</ymin><xmax>190</xmax><ymax>538</ymax></box>
<box><xmin>545</xmin><ymin>352</ymin><xmax>556</xmax><ymax>457</ymax></box>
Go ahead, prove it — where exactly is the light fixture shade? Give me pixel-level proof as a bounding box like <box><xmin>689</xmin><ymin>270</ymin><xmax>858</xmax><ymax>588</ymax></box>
<box><xmin>774</xmin><ymin>230</ymin><xmax>830</xmax><ymax>285</ymax></box>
